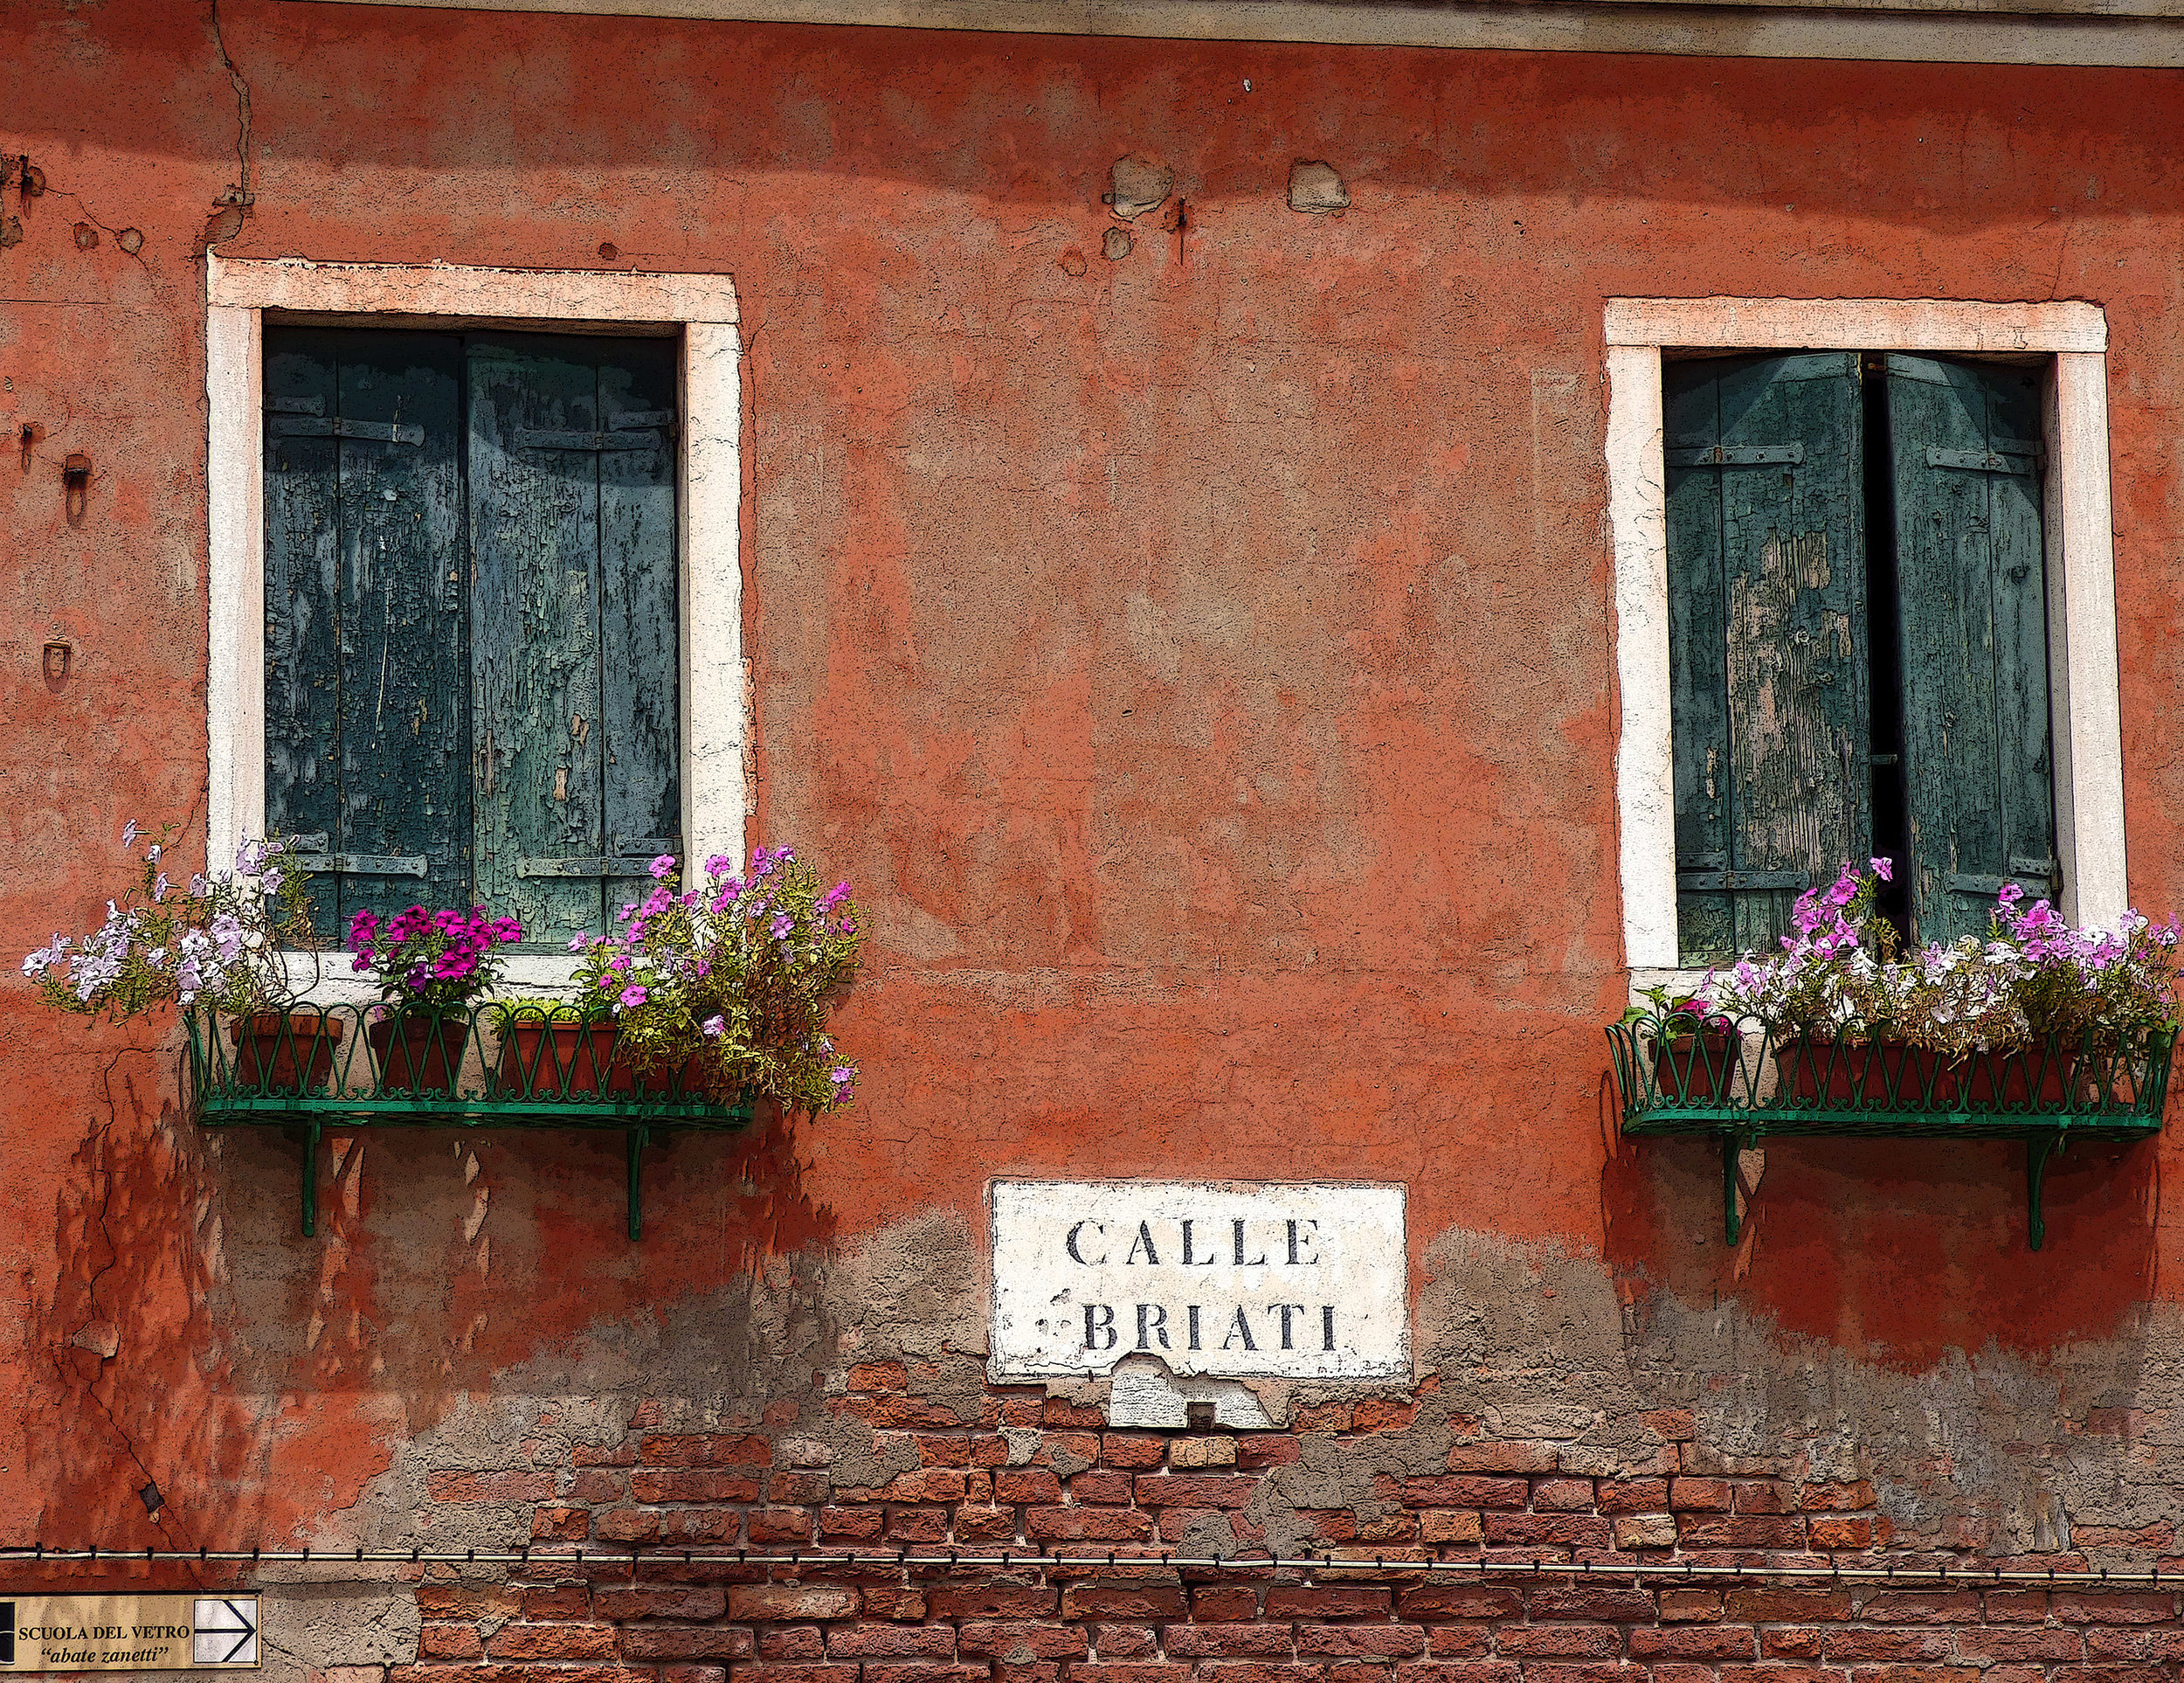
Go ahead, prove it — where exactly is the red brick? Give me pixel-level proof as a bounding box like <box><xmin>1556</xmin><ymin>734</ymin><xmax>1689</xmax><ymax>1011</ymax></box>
<box><xmin>1398</xmin><ymin>1666</ymin><xmax>1522</xmax><ymax>1683</ymax></box>
<box><xmin>818</xmin><ymin>1506</ymin><xmax>883</xmax><ymax>1541</ymax></box>
<box><xmin>1494</xmin><ymin>1628</ymin><xmax>1620</xmax><ymax>1659</ymax></box>
<box><xmin>995</xmin><ymin>1468</ymin><xmax>1065</xmax><ymax>1503</ymax></box>
<box><xmin>1763</xmin><ymin>1631</ymin><xmax>1828</xmax><ymax>1659</ymax></box>
<box><xmin>914</xmin><ymin>1433</ymin><xmax>971</xmax><ymax>1465</ymax></box>
<box><xmin>1073</xmin><ymin>1470</ymin><xmax>1137</xmax><ymax>1504</ymax></box>
<box><xmin>1527</xmin><ymin>1588</ymin><xmax>1656</xmax><ymax>1622</ymax></box>
<box><xmin>574</xmin><ymin>1443</ymin><xmax>639</xmax><ymax>1466</ymax></box>
<box><xmin>593</xmin><ymin>1508</ymin><xmax>661</xmax><ymax>1542</ymax></box>
<box><xmin>1135</xmin><ymin>1474</ymin><xmax>1257</xmax><ymax>1507</ymax></box>
<box><xmin>2049</xmin><ymin>1669</ymin><xmax>2178</xmax><ymax>1683</ymax></box>
<box><xmin>1954</xmin><ymin>1631</ymin><xmax>2086</xmax><ymax>1663</ymax></box>
<box><xmin>1296</xmin><ymin>1405</ymin><xmax>1355</xmax><ymax>1431</ymax></box>
<box><xmin>750</xmin><ymin>1507</ymin><xmax>817</xmax><ymax>1542</ymax></box>
<box><xmin>827</xmin><ymin>1624</ymin><xmax>961</xmax><ymax>1659</ymax></box>
<box><xmin>726</xmin><ymin>1585</ymin><xmax>859</xmax><ymax>1620</ymax></box>
<box><xmin>1669</xmin><ymin>1478</ymin><xmax>1732</xmax><ymax>1512</ymax></box>
<box><xmin>1402</xmin><ymin>1478</ymin><xmax>1529</xmax><ymax>1510</ymax></box>
<box><xmin>1532</xmin><ymin>1479</ymin><xmax>1596</xmax><ymax>1512</ymax></box>
<box><xmin>1398</xmin><ymin>1587</ymin><xmax>1524</xmax><ymax>1621</ymax></box>
<box><xmin>662</xmin><ymin>1670</ymin><xmax>727</xmax><ymax>1683</ymax></box>
<box><xmin>487</xmin><ymin>1624</ymin><xmax>620</xmax><ymax>1660</ymax></box>
<box><xmin>419</xmin><ymin>1625</ymin><xmax>484</xmax><ymax>1660</ymax></box>
<box><xmin>596</xmin><ymin>1587</ymin><xmax>725</xmax><ymax>1621</ymax></box>
<box><xmin>533</xmin><ymin>1506</ymin><xmax>590</xmax><ymax>1541</ymax></box>
<box><xmin>956</xmin><ymin>1505</ymin><xmax>1022</xmax><ymax>1540</ymax></box>
<box><xmin>1514</xmin><ymin>1665</ymin><xmax>1648</xmax><ymax>1683</ymax></box>
<box><xmin>1026</xmin><ymin>1506</ymin><xmax>1155</xmax><ymax>1541</ymax></box>
<box><xmin>1594</xmin><ymin>1479</ymin><xmax>1670</xmax><ymax>1513</ymax></box>
<box><xmin>390</xmin><ymin>1668</ymin><xmax>653</xmax><ymax>1683</ymax></box>
<box><xmin>1480</xmin><ymin>1513</ymin><xmax>1614</xmax><ymax>1548</ymax></box>
<box><xmin>1734</xmin><ymin>1481</ymin><xmax>1794</xmax><ymax>1513</ymax></box>
<box><xmin>1104</xmin><ymin>1435</ymin><xmax>1169</xmax><ymax>1469</ymax></box>
<box><xmin>1982</xmin><ymin>1593</ymin><xmax>2051</xmax><ymax>1624</ymax></box>
<box><xmin>1822</xmin><ymin>1634</ymin><xmax>1952</xmax><ymax>1663</ymax></box>
<box><xmin>1239</xmin><ymin>1436</ymin><xmax>1304</xmax><ymax>1470</ymax></box>
<box><xmin>927</xmin><ymin>1585</ymin><xmax>1059</xmax><ymax>1619</ymax></box>
<box><xmin>626</xmin><ymin>1629</ymin><xmax>758</xmax><ymax>1660</ymax></box>
<box><xmin>863</xmin><ymin>1588</ymin><xmax>929</xmax><ymax>1621</ymax></box>
<box><xmin>1676</xmin><ymin>1514</ymin><xmax>1806</xmax><ymax>1548</ymax></box>
<box><xmin>1659</xmin><ymin>1590</ymin><xmax>1724</xmax><ymax>1623</ymax></box>
<box><xmin>1061</xmin><ymin>1583</ymin><xmax>1187</xmax><ymax>1619</ymax></box>
<box><xmin>1075</xmin><ymin>1669</ymin><xmax>1197</xmax><ymax>1683</ymax></box>
<box><xmin>769</xmin><ymin>1471</ymin><xmax>833</xmax><ymax>1503</ymax></box>
<box><xmin>958</xmin><ymin>1623</ymin><xmax>1091</xmax><ymax>1660</ymax></box>
<box><xmin>632</xmin><ymin>1469</ymin><xmax>763</xmax><ymax>1503</ymax></box>
<box><xmin>1167</xmin><ymin>1630</ymin><xmax>1301</xmax><ymax>1659</ymax></box>
<box><xmin>570</xmin><ymin>1469</ymin><xmax>625</xmax><ymax>1503</ymax></box>
<box><xmin>1840</xmin><ymin>1669</ymin><xmax>1979</xmax><ymax>1683</ymax></box>
<box><xmin>1629</xmin><ymin>1628</ymin><xmax>1759</xmax><ymax>1660</ymax></box>
<box><xmin>847</xmin><ymin>1359</ymin><xmax>909</xmax><ymax>1389</ymax></box>
<box><xmin>639</xmin><ymin>1433</ymin><xmax>771</xmax><ymax>1466</ymax></box>
<box><xmin>1196</xmin><ymin>1586</ymin><xmax>1262</xmax><ymax>1620</ymax></box>
<box><xmin>1718</xmin><ymin>1670</ymin><xmax>1849</xmax><ymax>1683</ymax></box>
<box><xmin>1426</xmin><ymin>1629</ymin><xmax>1493</xmax><ymax>1659</ymax></box>
<box><xmin>1296</xmin><ymin>1626</ymin><xmax>1428</xmax><ymax>1659</ymax></box>
<box><xmin>2084</xmin><ymin>1631</ymin><xmax>2184</xmax><ymax>1661</ymax></box>
<box><xmin>1643</xmin><ymin>1410</ymin><xmax>1697</xmax><ymax>1441</ymax></box>
<box><xmin>1808</xmin><ymin>1518</ymin><xmax>1876</xmax><ymax>1548</ymax></box>
<box><xmin>1801</xmin><ymin>1481</ymin><xmax>1877</xmax><ymax>1511</ymax></box>
<box><xmin>729</xmin><ymin>1668</ymin><xmax>860</xmax><ymax>1683</ymax></box>
<box><xmin>1725</xmin><ymin>1588</ymin><xmax>1854</xmax><ymax>1623</ymax></box>
<box><xmin>1854</xmin><ymin>1595</ymin><xmax>1985</xmax><ymax>1625</ymax></box>
<box><xmin>428</xmin><ymin>1469</ymin><xmax>555</xmax><ymax>1503</ymax></box>
<box><xmin>1420</xmin><ymin>1511</ymin><xmax>1483</xmax><ymax>1544</ymax></box>
<box><xmin>1266</xmin><ymin>1588</ymin><xmax>1393</xmax><ymax>1619</ymax></box>
<box><xmin>2050</xmin><ymin>1596</ymin><xmax>2181</xmax><ymax>1624</ymax></box>
<box><xmin>1044</xmin><ymin>1398</ymin><xmax>1106</xmax><ymax>1428</ymax></box>
<box><xmin>887</xmin><ymin>1506</ymin><xmax>949</xmax><ymax>1541</ymax></box>
<box><xmin>758</xmin><ymin>1631</ymin><xmax>828</xmax><ymax>1661</ymax></box>
<box><xmin>1356</xmin><ymin>1399</ymin><xmax>1419</xmax><ymax>1431</ymax></box>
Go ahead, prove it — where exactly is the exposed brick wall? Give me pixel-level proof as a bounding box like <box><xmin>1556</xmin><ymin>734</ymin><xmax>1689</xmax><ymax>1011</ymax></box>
<box><xmin>363</xmin><ymin>1373</ymin><xmax>2184</xmax><ymax>1683</ymax></box>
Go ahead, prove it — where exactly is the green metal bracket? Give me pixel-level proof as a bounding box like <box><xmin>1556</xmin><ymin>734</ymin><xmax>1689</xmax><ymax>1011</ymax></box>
<box><xmin>187</xmin><ymin>1005</ymin><xmax>755</xmax><ymax>1241</ymax></box>
<box><xmin>1608</xmin><ymin>1018</ymin><xmax>2174</xmax><ymax>1253</ymax></box>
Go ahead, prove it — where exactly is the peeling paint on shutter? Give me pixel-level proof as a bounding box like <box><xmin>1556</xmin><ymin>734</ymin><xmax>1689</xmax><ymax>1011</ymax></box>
<box><xmin>1665</xmin><ymin>352</ymin><xmax>1869</xmax><ymax>966</ymax></box>
<box><xmin>1885</xmin><ymin>353</ymin><xmax>2055</xmax><ymax>946</ymax></box>
<box><xmin>469</xmin><ymin>336</ymin><xmax>679</xmax><ymax>947</ymax></box>
<box><xmin>264</xmin><ymin>329</ymin><xmax>468</xmax><ymax>936</ymax></box>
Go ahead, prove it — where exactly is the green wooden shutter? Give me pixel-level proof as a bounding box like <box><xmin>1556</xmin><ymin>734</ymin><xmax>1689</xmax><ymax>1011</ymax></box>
<box><xmin>1664</xmin><ymin>352</ymin><xmax>1870</xmax><ymax>965</ymax></box>
<box><xmin>264</xmin><ymin>329</ymin><xmax>469</xmax><ymax>934</ymax></box>
<box><xmin>468</xmin><ymin>336</ymin><xmax>680</xmax><ymax>948</ymax></box>
<box><xmin>1885</xmin><ymin>354</ymin><xmax>2055</xmax><ymax>946</ymax></box>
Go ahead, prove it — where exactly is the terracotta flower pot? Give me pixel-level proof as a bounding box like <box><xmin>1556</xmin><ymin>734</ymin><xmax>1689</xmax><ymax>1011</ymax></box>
<box><xmin>367</xmin><ymin>1010</ymin><xmax>466</xmax><ymax>1094</ymax></box>
<box><xmin>1781</xmin><ymin>1038</ymin><xmax>1952</xmax><ymax>1106</ymax></box>
<box><xmin>227</xmin><ymin>1012</ymin><xmax>343</xmax><ymax>1095</ymax></box>
<box><xmin>1961</xmin><ymin>1045</ymin><xmax>2077</xmax><ymax>1109</ymax></box>
<box><xmin>1652</xmin><ymin>1027</ymin><xmax>1738</xmax><ymax>1102</ymax></box>
<box><xmin>496</xmin><ymin>1020</ymin><xmax>618</xmax><ymax>1098</ymax></box>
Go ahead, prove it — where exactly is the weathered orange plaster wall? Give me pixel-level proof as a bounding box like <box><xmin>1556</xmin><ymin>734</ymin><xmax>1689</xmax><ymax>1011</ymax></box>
<box><xmin>7</xmin><ymin>0</ymin><xmax>2184</xmax><ymax>1551</ymax></box>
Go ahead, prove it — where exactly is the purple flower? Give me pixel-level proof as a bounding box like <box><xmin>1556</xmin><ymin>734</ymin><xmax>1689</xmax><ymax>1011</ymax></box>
<box><xmin>1998</xmin><ymin>883</ymin><xmax>2025</xmax><ymax>907</ymax></box>
<box><xmin>705</xmin><ymin>854</ymin><xmax>733</xmax><ymax>877</ymax></box>
<box><xmin>702</xmin><ymin>1015</ymin><xmax>727</xmax><ymax>1038</ymax></box>
<box><xmin>121</xmin><ymin>820</ymin><xmax>140</xmax><ymax>849</ymax></box>
<box><xmin>650</xmin><ymin>853</ymin><xmax>677</xmax><ymax>880</ymax></box>
<box><xmin>1870</xmin><ymin>857</ymin><xmax>1893</xmax><ymax>882</ymax></box>
<box><xmin>771</xmin><ymin>912</ymin><xmax>795</xmax><ymax>938</ymax></box>
<box><xmin>619</xmin><ymin>984</ymin><xmax>649</xmax><ymax>1009</ymax></box>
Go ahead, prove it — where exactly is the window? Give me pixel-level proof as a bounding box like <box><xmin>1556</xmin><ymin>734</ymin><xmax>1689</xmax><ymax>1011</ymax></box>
<box><xmin>1606</xmin><ymin>298</ymin><xmax>2126</xmax><ymax>980</ymax></box>
<box><xmin>262</xmin><ymin>329</ymin><xmax>681</xmax><ymax>947</ymax></box>
<box><xmin>205</xmin><ymin>257</ymin><xmax>747</xmax><ymax>984</ymax></box>
<box><xmin>1664</xmin><ymin>350</ymin><xmax>2052</xmax><ymax>963</ymax></box>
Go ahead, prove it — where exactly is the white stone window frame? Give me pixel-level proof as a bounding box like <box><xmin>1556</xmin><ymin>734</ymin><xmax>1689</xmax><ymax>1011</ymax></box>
<box><xmin>1607</xmin><ymin>297</ymin><xmax>2125</xmax><ymax>986</ymax></box>
<box><xmin>205</xmin><ymin>255</ymin><xmax>745</xmax><ymax>991</ymax></box>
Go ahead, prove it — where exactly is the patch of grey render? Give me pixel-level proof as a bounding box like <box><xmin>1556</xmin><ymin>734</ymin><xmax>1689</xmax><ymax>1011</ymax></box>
<box><xmin>1286</xmin><ymin>160</ymin><xmax>1350</xmax><ymax>214</ymax></box>
<box><xmin>1107</xmin><ymin>155</ymin><xmax>1172</xmax><ymax>220</ymax></box>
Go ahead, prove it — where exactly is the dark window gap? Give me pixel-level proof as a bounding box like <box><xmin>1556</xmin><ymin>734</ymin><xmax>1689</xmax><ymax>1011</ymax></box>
<box><xmin>1861</xmin><ymin>354</ymin><xmax>1911</xmax><ymax>945</ymax></box>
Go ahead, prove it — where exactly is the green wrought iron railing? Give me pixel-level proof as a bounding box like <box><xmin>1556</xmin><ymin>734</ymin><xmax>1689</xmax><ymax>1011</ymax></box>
<box><xmin>184</xmin><ymin>1003</ymin><xmax>754</xmax><ymax>1239</ymax></box>
<box><xmin>1606</xmin><ymin>1015</ymin><xmax>2177</xmax><ymax>1250</ymax></box>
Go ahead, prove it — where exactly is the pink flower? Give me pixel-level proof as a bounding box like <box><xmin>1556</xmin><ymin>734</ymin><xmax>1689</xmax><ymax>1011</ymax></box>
<box><xmin>650</xmin><ymin>853</ymin><xmax>677</xmax><ymax>880</ymax></box>
<box><xmin>619</xmin><ymin>984</ymin><xmax>649</xmax><ymax>1009</ymax></box>
<box><xmin>1870</xmin><ymin>857</ymin><xmax>1893</xmax><ymax>881</ymax></box>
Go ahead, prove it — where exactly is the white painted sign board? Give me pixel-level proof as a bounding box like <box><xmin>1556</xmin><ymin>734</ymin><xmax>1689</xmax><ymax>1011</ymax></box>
<box><xmin>989</xmin><ymin>1180</ymin><xmax>1408</xmax><ymax>1380</ymax></box>
<box><xmin>2</xmin><ymin>1596</ymin><xmax>259</xmax><ymax>1671</ymax></box>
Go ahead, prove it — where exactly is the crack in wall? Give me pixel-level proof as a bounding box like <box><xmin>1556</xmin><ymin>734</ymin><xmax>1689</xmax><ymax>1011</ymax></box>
<box><xmin>203</xmin><ymin>0</ymin><xmax>255</xmax><ymax>247</ymax></box>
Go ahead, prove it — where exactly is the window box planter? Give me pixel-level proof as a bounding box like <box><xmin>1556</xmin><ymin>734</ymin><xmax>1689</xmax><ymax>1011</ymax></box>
<box><xmin>185</xmin><ymin>1002</ymin><xmax>752</xmax><ymax>1241</ymax></box>
<box><xmin>1607</xmin><ymin>1015</ymin><xmax>2175</xmax><ymax>1250</ymax></box>
<box><xmin>490</xmin><ymin>1012</ymin><xmax>710</xmax><ymax>1101</ymax></box>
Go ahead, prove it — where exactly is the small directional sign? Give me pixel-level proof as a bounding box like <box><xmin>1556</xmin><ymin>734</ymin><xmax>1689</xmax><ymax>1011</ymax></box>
<box><xmin>0</xmin><ymin>1595</ymin><xmax>259</xmax><ymax>1671</ymax></box>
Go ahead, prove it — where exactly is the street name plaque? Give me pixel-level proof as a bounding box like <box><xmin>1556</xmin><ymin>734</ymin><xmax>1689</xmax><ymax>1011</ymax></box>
<box><xmin>0</xmin><ymin>1596</ymin><xmax>259</xmax><ymax>1671</ymax></box>
<box><xmin>989</xmin><ymin>1179</ymin><xmax>1409</xmax><ymax>1380</ymax></box>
